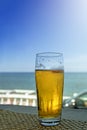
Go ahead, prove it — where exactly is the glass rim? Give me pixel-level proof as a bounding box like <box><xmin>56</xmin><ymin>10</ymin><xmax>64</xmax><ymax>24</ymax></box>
<box><xmin>36</xmin><ymin>52</ymin><xmax>63</xmax><ymax>57</ymax></box>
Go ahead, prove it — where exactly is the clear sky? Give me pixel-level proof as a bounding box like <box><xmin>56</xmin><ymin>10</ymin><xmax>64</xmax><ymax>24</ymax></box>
<box><xmin>0</xmin><ymin>0</ymin><xmax>87</xmax><ymax>72</ymax></box>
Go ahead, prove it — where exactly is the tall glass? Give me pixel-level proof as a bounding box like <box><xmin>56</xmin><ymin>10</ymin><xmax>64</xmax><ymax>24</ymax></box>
<box><xmin>35</xmin><ymin>52</ymin><xmax>64</xmax><ymax>126</ymax></box>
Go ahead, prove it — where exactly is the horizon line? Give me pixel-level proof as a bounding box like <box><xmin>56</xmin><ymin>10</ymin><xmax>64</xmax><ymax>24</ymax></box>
<box><xmin>0</xmin><ymin>71</ymin><xmax>87</xmax><ymax>73</ymax></box>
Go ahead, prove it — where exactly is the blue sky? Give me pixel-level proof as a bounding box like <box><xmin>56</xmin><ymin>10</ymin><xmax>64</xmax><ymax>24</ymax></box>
<box><xmin>0</xmin><ymin>0</ymin><xmax>87</xmax><ymax>72</ymax></box>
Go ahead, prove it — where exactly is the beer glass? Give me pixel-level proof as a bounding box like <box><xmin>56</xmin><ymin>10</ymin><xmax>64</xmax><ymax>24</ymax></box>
<box><xmin>35</xmin><ymin>52</ymin><xmax>64</xmax><ymax>126</ymax></box>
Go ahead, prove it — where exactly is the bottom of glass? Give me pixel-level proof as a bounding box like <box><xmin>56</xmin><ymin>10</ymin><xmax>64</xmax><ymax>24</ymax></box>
<box><xmin>39</xmin><ymin>116</ymin><xmax>61</xmax><ymax>126</ymax></box>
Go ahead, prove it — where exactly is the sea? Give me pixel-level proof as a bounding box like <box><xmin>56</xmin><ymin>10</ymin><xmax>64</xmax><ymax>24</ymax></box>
<box><xmin>0</xmin><ymin>72</ymin><xmax>87</xmax><ymax>97</ymax></box>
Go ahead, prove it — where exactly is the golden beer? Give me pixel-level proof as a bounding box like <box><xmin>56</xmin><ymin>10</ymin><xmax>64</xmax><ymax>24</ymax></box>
<box><xmin>35</xmin><ymin>70</ymin><xmax>64</xmax><ymax>119</ymax></box>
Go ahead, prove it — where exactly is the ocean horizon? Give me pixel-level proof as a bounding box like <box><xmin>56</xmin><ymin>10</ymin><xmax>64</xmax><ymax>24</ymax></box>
<box><xmin>0</xmin><ymin>72</ymin><xmax>87</xmax><ymax>97</ymax></box>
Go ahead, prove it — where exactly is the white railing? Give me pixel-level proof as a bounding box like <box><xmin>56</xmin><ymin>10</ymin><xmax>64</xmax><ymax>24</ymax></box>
<box><xmin>0</xmin><ymin>90</ymin><xmax>37</xmax><ymax>106</ymax></box>
<box><xmin>0</xmin><ymin>89</ymin><xmax>71</xmax><ymax>106</ymax></box>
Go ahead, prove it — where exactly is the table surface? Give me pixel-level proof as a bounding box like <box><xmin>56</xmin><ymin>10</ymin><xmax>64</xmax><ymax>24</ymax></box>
<box><xmin>0</xmin><ymin>105</ymin><xmax>87</xmax><ymax>130</ymax></box>
<box><xmin>0</xmin><ymin>104</ymin><xmax>87</xmax><ymax>121</ymax></box>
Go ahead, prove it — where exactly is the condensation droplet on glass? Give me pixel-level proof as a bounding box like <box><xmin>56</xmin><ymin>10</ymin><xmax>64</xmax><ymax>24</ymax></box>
<box><xmin>40</xmin><ymin>64</ymin><xmax>45</xmax><ymax>69</ymax></box>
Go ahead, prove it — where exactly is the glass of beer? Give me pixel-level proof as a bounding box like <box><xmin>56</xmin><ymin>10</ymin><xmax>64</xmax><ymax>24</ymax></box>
<box><xmin>35</xmin><ymin>52</ymin><xmax>64</xmax><ymax>126</ymax></box>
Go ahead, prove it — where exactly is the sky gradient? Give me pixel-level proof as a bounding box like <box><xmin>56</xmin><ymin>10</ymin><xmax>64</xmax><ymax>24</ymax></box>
<box><xmin>0</xmin><ymin>0</ymin><xmax>87</xmax><ymax>72</ymax></box>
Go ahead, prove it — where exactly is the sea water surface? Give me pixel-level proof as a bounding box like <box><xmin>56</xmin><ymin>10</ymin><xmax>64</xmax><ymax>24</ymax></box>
<box><xmin>0</xmin><ymin>72</ymin><xmax>87</xmax><ymax>96</ymax></box>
